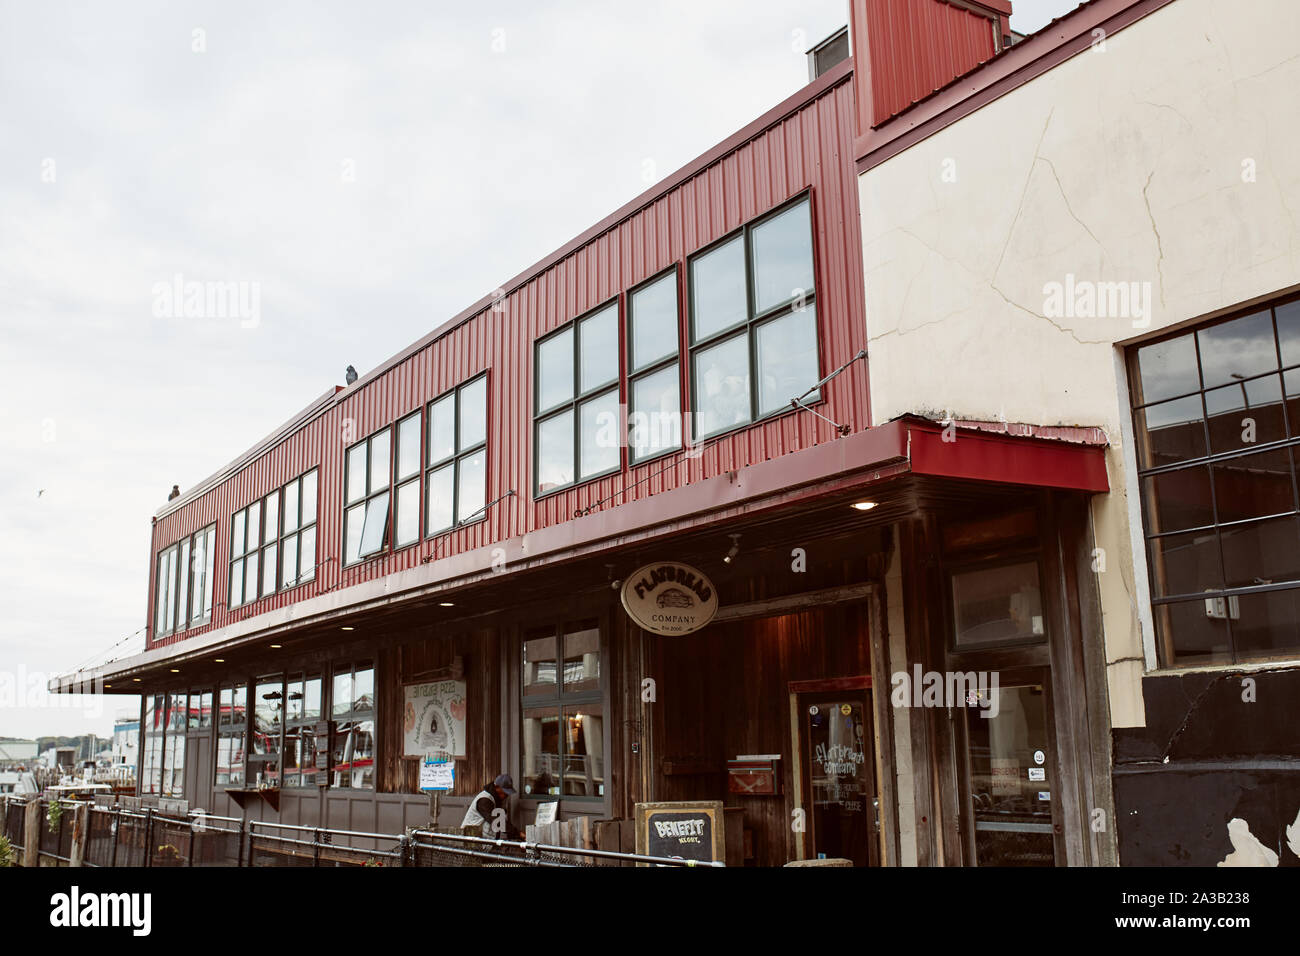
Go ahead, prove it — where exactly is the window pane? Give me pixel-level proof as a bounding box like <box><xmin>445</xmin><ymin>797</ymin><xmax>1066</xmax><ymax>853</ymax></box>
<box><xmin>302</xmin><ymin>677</ymin><xmax>321</xmax><ymax>722</ymax></box>
<box><xmin>1233</xmin><ymin>588</ymin><xmax>1300</xmax><ymax>662</ymax></box>
<box><xmin>1221</xmin><ymin>515</ymin><xmax>1300</xmax><ymax>589</ymax></box>
<box><xmin>428</xmin><ymin>394</ymin><xmax>456</xmax><ymax>464</ymax></box>
<box><xmin>579</xmin><ymin>304</ymin><xmax>618</xmax><ymax>393</ymax></box>
<box><xmin>426</xmin><ymin>464</ymin><xmax>455</xmax><ymax>535</ymax></box>
<box><xmin>562</xmin><ymin>705</ymin><xmax>603</xmax><ymax>797</ymax></box>
<box><xmin>347</xmin><ymin>443</ymin><xmax>368</xmax><ymax>503</ymax></box>
<box><xmin>537</xmin><ymin>327</ymin><xmax>575</xmax><ymax>412</ymax></box>
<box><xmin>523</xmin><ymin>632</ymin><xmax>557</xmax><ymax>697</ymax></box>
<box><xmin>229</xmin><ymin>558</ymin><xmax>244</xmax><ymax>608</ymax></box>
<box><xmin>693</xmin><ymin>332</ymin><xmax>751</xmax><ymax>437</ymax></box>
<box><xmin>457</xmin><ymin>451</ymin><xmax>487</xmax><ymax>524</ymax></box>
<box><xmin>245</xmin><ymin>550</ymin><xmax>259</xmax><ymax>600</ymax></box>
<box><xmin>1205</xmin><ymin>375</ymin><xmax>1286</xmax><ymax>454</ymax></box>
<box><xmin>522</xmin><ymin>708</ymin><xmax>561</xmax><ymax>796</ymax></box>
<box><xmin>262</xmin><ymin>543</ymin><xmax>277</xmax><ymax>595</ymax></box>
<box><xmin>344</xmin><ymin>503</ymin><xmax>365</xmax><ymax>564</ymax></box>
<box><xmin>254</xmin><ymin>680</ymin><xmax>283</xmax><ymax>755</ymax></box>
<box><xmin>691</xmin><ymin>235</ymin><xmax>747</xmax><ymax>341</ymax></box>
<box><xmin>232</xmin><ymin>510</ymin><xmax>246</xmax><ymax>558</ymax></box>
<box><xmin>200</xmin><ymin>691</ymin><xmax>213</xmax><ymax>729</ymax></box>
<box><xmin>281</xmin><ymin>533</ymin><xmax>299</xmax><ymax>588</ymax></box>
<box><xmin>332</xmin><ymin>672</ymin><xmax>353</xmax><ymax>718</ymax></box>
<box><xmin>165</xmin><ymin>548</ymin><xmax>178</xmax><ymax>630</ymax></box>
<box><xmin>579</xmin><ymin>389</ymin><xmax>620</xmax><ymax>479</ymax></box>
<box><xmin>630</xmin><ymin>365</ymin><xmax>682</xmax><ymax>462</ymax></box>
<box><xmin>951</xmin><ymin>562</ymin><xmax>1045</xmax><ymax>647</ymax></box>
<box><xmin>332</xmin><ymin>719</ymin><xmax>374</xmax><ymax>789</ymax></box>
<box><xmin>1197</xmin><ymin>310</ymin><xmax>1277</xmax><ymax>389</ymax></box>
<box><xmin>1212</xmin><ymin>448</ymin><xmax>1295</xmax><ymax>522</ymax></box>
<box><xmin>1135</xmin><ymin>395</ymin><xmax>1206</xmax><ymax>470</ymax></box>
<box><xmin>283</xmin><ymin>479</ymin><xmax>300</xmax><ymax>533</ymax></box>
<box><xmin>353</xmin><ymin>668</ymin><xmax>374</xmax><ymax>712</ymax></box>
<box><xmin>459</xmin><ymin>377</ymin><xmax>487</xmax><ymax>450</ymax></box>
<box><xmin>1142</xmin><ymin>466</ymin><xmax>1214</xmax><ymax>534</ymax></box>
<box><xmin>177</xmin><ymin>540</ymin><xmax>190</xmax><ymax>629</ymax></box>
<box><xmin>563</xmin><ymin>624</ymin><xmax>600</xmax><ymax>691</ymax></box>
<box><xmin>202</xmin><ymin>528</ymin><xmax>215</xmax><ymax>618</ymax></box>
<box><xmin>630</xmin><ymin>273</ymin><xmax>678</xmax><ymax>372</ymax></box>
<box><xmin>397</xmin><ymin>412</ymin><xmax>421</xmax><ymax>481</ymax></box>
<box><xmin>1275</xmin><ymin>299</ymin><xmax>1300</xmax><ymax>367</ymax></box>
<box><xmin>395</xmin><ymin>478</ymin><xmax>420</xmax><ymax>547</ymax></box>
<box><xmin>1154</xmin><ymin>598</ymin><xmax>1232</xmax><ymax>666</ymax></box>
<box><xmin>155</xmin><ymin>556</ymin><xmax>168</xmax><ymax>634</ymax></box>
<box><xmin>247</xmin><ymin>501</ymin><xmax>261</xmax><ymax>549</ymax></box>
<box><xmin>369</xmin><ymin>430</ymin><xmax>391</xmax><ymax>492</ymax></box>
<box><xmin>301</xmin><ymin>470</ymin><xmax>317</xmax><ymax>524</ymax></box>
<box><xmin>190</xmin><ymin>532</ymin><xmax>206</xmax><ymax>623</ymax></box>
<box><xmin>264</xmin><ymin>490</ymin><xmax>279</xmax><ymax>541</ymax></box>
<box><xmin>756</xmin><ymin>303</ymin><xmax>820</xmax><ymax>416</ymax></box>
<box><xmin>537</xmin><ymin>410</ymin><xmax>575</xmax><ymax>493</ymax></box>
<box><xmin>751</xmin><ymin>200</ymin><xmax>815</xmax><ymax>314</ymax></box>
<box><xmin>358</xmin><ymin>492</ymin><xmax>391</xmax><ymax>557</ymax></box>
<box><xmin>1135</xmin><ymin>333</ymin><xmax>1198</xmax><ymax>404</ymax></box>
<box><xmin>1148</xmin><ymin>530</ymin><xmax>1222</xmax><ymax>598</ymax></box>
<box><xmin>299</xmin><ymin>526</ymin><xmax>316</xmax><ymax>581</ymax></box>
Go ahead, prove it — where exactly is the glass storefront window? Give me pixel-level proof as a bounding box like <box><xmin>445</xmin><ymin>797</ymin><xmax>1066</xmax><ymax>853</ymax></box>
<box><xmin>951</xmin><ymin>561</ymin><xmax>1045</xmax><ymax>648</ymax></box>
<box><xmin>521</xmin><ymin>621</ymin><xmax>603</xmax><ymax>801</ymax></box>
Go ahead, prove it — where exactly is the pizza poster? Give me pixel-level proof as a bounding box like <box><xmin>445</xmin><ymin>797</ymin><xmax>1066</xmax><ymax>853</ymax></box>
<box><xmin>403</xmin><ymin>680</ymin><xmax>467</xmax><ymax>758</ymax></box>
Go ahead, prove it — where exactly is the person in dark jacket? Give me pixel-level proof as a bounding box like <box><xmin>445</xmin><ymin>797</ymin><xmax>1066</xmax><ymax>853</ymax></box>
<box><xmin>461</xmin><ymin>773</ymin><xmax>523</xmax><ymax>839</ymax></box>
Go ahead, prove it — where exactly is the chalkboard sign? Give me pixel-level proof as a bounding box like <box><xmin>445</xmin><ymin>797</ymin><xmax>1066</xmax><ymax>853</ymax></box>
<box><xmin>634</xmin><ymin>801</ymin><xmax>725</xmax><ymax>865</ymax></box>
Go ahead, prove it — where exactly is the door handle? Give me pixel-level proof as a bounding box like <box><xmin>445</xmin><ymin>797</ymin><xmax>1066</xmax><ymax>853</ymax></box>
<box><xmin>872</xmin><ymin>796</ymin><xmax>880</xmax><ymax>833</ymax></box>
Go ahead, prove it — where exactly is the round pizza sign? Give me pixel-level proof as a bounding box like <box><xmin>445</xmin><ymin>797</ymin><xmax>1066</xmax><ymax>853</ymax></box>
<box><xmin>620</xmin><ymin>561</ymin><xmax>720</xmax><ymax>636</ymax></box>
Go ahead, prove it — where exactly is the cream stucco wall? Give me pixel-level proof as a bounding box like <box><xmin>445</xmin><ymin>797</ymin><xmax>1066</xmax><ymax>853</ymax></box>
<box><xmin>858</xmin><ymin>0</ymin><xmax>1300</xmax><ymax>727</ymax></box>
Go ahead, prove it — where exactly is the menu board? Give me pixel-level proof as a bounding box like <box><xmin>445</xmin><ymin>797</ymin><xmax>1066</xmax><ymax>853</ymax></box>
<box><xmin>635</xmin><ymin>801</ymin><xmax>725</xmax><ymax>865</ymax></box>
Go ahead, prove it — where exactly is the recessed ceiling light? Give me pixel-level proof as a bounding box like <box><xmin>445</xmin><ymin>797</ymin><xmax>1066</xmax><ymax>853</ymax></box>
<box><xmin>104</xmin><ymin>684</ymin><xmax>111</xmax><ymax>689</ymax></box>
<box><xmin>851</xmin><ymin>501</ymin><xmax>879</xmax><ymax>511</ymax></box>
<box><xmin>214</xmin><ymin>658</ymin><xmax>225</xmax><ymax>663</ymax></box>
<box><xmin>340</xmin><ymin>626</ymin><xmax>354</xmax><ymax>631</ymax></box>
<box><xmin>439</xmin><ymin>602</ymin><xmax>455</xmax><ymax>607</ymax></box>
<box><xmin>270</xmin><ymin>644</ymin><xmax>282</xmax><ymax>649</ymax></box>
<box><xmin>132</xmin><ymin>678</ymin><xmax>141</xmax><ymax>683</ymax></box>
<box><xmin>169</xmin><ymin>668</ymin><xmax>180</xmax><ymax>673</ymax></box>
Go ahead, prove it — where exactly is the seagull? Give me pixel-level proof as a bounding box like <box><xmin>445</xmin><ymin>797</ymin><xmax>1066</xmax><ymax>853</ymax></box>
<box><xmin>167</xmin><ymin>484</ymin><xmax>180</xmax><ymax>501</ymax></box>
<box><xmin>36</xmin><ymin>489</ymin><xmax>44</xmax><ymax>498</ymax></box>
<box><xmin>345</xmin><ymin>365</ymin><xmax>358</xmax><ymax>385</ymax></box>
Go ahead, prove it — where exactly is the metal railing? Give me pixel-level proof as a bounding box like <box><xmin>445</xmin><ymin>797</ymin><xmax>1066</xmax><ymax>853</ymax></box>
<box><xmin>2</xmin><ymin>797</ymin><xmax>722</xmax><ymax>868</ymax></box>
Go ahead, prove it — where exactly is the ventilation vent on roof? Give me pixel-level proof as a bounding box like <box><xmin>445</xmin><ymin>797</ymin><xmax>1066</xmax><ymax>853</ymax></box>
<box><xmin>807</xmin><ymin>26</ymin><xmax>850</xmax><ymax>81</ymax></box>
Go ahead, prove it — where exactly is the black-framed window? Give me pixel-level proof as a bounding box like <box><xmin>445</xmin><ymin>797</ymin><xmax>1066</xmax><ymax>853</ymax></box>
<box><xmin>521</xmin><ymin>620</ymin><xmax>604</xmax><ymax>801</ymax></box>
<box><xmin>627</xmin><ymin>268</ymin><xmax>683</xmax><ymax>463</ymax></box>
<box><xmin>279</xmin><ymin>469</ymin><xmax>319</xmax><ymax>589</ymax></box>
<box><xmin>216</xmin><ymin>683</ymin><xmax>247</xmax><ymax>787</ymax></box>
<box><xmin>1129</xmin><ymin>295</ymin><xmax>1300</xmax><ymax>666</ymax></box>
<box><xmin>283</xmin><ymin>672</ymin><xmax>322</xmax><ymax>788</ymax></box>
<box><xmin>154</xmin><ymin>524</ymin><xmax>216</xmax><ymax>638</ymax></box>
<box><xmin>229</xmin><ymin>498</ymin><xmax>264</xmax><ymax>609</ymax></box>
<box><xmin>534</xmin><ymin>303</ymin><xmax>620</xmax><ymax>495</ymax></box>
<box><xmin>393</xmin><ymin>411</ymin><xmax>422</xmax><ymax>548</ymax></box>
<box><xmin>330</xmin><ymin>662</ymin><xmax>375</xmax><ymax>790</ymax></box>
<box><xmin>427</xmin><ymin>373</ymin><xmax>489</xmax><ymax>533</ymax></box>
<box><xmin>687</xmin><ymin>194</ymin><xmax>821</xmax><ymax>440</ymax></box>
<box><xmin>344</xmin><ymin>429</ymin><xmax>392</xmax><ymax>565</ymax></box>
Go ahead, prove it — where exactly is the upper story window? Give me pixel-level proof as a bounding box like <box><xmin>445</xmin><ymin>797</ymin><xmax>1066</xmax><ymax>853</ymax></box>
<box><xmin>534</xmin><ymin>302</ymin><xmax>620</xmax><ymax>495</ymax></box>
<box><xmin>427</xmin><ymin>374</ymin><xmax>489</xmax><ymax>533</ymax></box>
<box><xmin>154</xmin><ymin>524</ymin><xmax>216</xmax><ymax>638</ymax></box>
<box><xmin>627</xmin><ymin>268</ymin><xmax>683</xmax><ymax>463</ymax></box>
<box><xmin>344</xmin><ymin>428</ymin><xmax>392</xmax><ymax>566</ymax></box>
<box><xmin>688</xmin><ymin>194</ymin><xmax>821</xmax><ymax>440</ymax></box>
<box><xmin>1129</xmin><ymin>295</ymin><xmax>1300</xmax><ymax>666</ymax></box>
<box><xmin>279</xmin><ymin>469</ymin><xmax>319</xmax><ymax>589</ymax></box>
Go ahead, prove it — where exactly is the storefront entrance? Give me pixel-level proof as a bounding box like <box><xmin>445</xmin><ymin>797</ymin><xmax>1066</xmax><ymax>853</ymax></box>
<box><xmin>796</xmin><ymin>683</ymin><xmax>877</xmax><ymax>866</ymax></box>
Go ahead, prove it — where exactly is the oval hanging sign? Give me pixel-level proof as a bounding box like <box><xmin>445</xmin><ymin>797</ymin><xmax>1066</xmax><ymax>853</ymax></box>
<box><xmin>620</xmin><ymin>561</ymin><xmax>719</xmax><ymax>636</ymax></box>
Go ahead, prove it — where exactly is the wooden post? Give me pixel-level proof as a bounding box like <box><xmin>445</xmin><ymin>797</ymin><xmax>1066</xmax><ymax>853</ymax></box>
<box><xmin>23</xmin><ymin>800</ymin><xmax>41</xmax><ymax>867</ymax></box>
<box><xmin>69</xmin><ymin>805</ymin><xmax>88</xmax><ymax>867</ymax></box>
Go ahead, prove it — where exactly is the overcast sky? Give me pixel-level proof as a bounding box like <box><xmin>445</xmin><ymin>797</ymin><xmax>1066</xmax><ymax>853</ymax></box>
<box><xmin>0</xmin><ymin>0</ymin><xmax>1083</xmax><ymax>741</ymax></box>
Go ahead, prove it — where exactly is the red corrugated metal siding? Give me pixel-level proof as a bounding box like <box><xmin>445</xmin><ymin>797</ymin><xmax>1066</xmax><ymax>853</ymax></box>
<box><xmin>146</xmin><ymin>72</ymin><xmax>868</xmax><ymax>652</ymax></box>
<box><xmin>853</xmin><ymin>0</ymin><xmax>999</xmax><ymax>129</ymax></box>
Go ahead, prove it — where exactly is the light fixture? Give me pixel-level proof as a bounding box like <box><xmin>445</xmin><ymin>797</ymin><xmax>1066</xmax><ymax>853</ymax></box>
<box><xmin>851</xmin><ymin>501</ymin><xmax>879</xmax><ymax>512</ymax></box>
<box><xmin>169</xmin><ymin>668</ymin><xmax>180</xmax><ymax>673</ymax></box>
<box><xmin>214</xmin><ymin>658</ymin><xmax>225</xmax><ymax>663</ymax></box>
<box><xmin>104</xmin><ymin>684</ymin><xmax>112</xmax><ymax>689</ymax></box>
<box><xmin>132</xmin><ymin>678</ymin><xmax>141</xmax><ymax>683</ymax></box>
<box><xmin>722</xmin><ymin>533</ymin><xmax>742</xmax><ymax>564</ymax></box>
<box><xmin>270</xmin><ymin>644</ymin><xmax>282</xmax><ymax>649</ymax></box>
<box><xmin>439</xmin><ymin>601</ymin><xmax>455</xmax><ymax>607</ymax></box>
<box><xmin>340</xmin><ymin>626</ymin><xmax>354</xmax><ymax>632</ymax></box>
